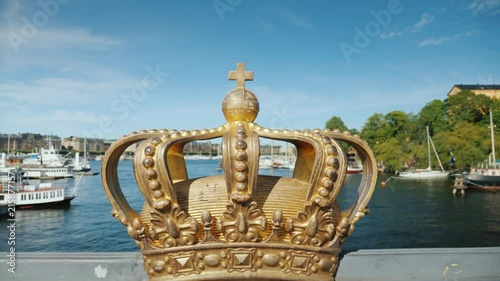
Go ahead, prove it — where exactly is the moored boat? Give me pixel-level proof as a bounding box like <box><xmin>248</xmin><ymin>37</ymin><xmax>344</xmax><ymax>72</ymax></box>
<box><xmin>398</xmin><ymin>126</ymin><xmax>449</xmax><ymax>179</ymax></box>
<box><xmin>22</xmin><ymin>167</ymin><xmax>74</xmax><ymax>179</ymax></box>
<box><xmin>463</xmin><ymin>168</ymin><xmax>500</xmax><ymax>191</ymax></box>
<box><xmin>399</xmin><ymin>167</ymin><xmax>449</xmax><ymax>179</ymax></box>
<box><xmin>347</xmin><ymin>163</ymin><xmax>363</xmax><ymax>174</ymax></box>
<box><xmin>0</xmin><ymin>181</ymin><xmax>78</xmax><ymax>210</ymax></box>
<box><xmin>462</xmin><ymin>109</ymin><xmax>500</xmax><ymax>191</ymax></box>
<box><xmin>6</xmin><ymin>141</ymin><xmax>75</xmax><ymax>179</ymax></box>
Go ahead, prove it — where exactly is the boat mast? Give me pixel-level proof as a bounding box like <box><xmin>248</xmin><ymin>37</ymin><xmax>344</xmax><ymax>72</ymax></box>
<box><xmin>429</xmin><ymin>129</ymin><xmax>445</xmax><ymax>172</ymax></box>
<box><xmin>271</xmin><ymin>140</ymin><xmax>274</xmax><ymax>162</ymax></box>
<box><xmin>286</xmin><ymin>142</ymin><xmax>289</xmax><ymax>163</ymax></box>
<box><xmin>426</xmin><ymin>126</ymin><xmax>431</xmax><ymax>169</ymax></box>
<box><xmin>83</xmin><ymin>138</ymin><xmax>87</xmax><ymax>165</ymax></box>
<box><xmin>490</xmin><ymin>108</ymin><xmax>496</xmax><ymax>168</ymax></box>
<box><xmin>7</xmin><ymin>134</ymin><xmax>10</xmax><ymax>156</ymax></box>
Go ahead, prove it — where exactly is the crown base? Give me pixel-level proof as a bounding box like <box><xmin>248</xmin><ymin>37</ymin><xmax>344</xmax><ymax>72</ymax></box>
<box><xmin>142</xmin><ymin>242</ymin><xmax>340</xmax><ymax>280</ymax></box>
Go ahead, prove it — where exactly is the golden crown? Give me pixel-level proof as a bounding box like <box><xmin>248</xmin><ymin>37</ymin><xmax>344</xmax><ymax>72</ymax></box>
<box><xmin>102</xmin><ymin>62</ymin><xmax>377</xmax><ymax>280</ymax></box>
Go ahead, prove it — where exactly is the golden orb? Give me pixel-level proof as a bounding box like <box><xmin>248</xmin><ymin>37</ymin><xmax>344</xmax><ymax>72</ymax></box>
<box><xmin>222</xmin><ymin>88</ymin><xmax>259</xmax><ymax>123</ymax></box>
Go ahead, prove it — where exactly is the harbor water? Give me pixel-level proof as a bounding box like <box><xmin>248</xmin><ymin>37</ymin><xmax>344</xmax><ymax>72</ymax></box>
<box><xmin>1</xmin><ymin>160</ymin><xmax>499</xmax><ymax>252</ymax></box>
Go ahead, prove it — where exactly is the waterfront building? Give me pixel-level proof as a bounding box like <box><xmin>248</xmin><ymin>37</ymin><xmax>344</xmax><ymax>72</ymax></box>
<box><xmin>447</xmin><ymin>84</ymin><xmax>500</xmax><ymax>99</ymax></box>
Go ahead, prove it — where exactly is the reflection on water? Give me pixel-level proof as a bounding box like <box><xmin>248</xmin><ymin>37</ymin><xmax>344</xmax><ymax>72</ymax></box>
<box><xmin>342</xmin><ymin>174</ymin><xmax>500</xmax><ymax>251</ymax></box>
<box><xmin>0</xmin><ymin>161</ymin><xmax>499</xmax><ymax>252</ymax></box>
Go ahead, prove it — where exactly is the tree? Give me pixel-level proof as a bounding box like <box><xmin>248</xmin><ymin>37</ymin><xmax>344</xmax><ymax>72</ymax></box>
<box><xmin>418</xmin><ymin>99</ymin><xmax>449</xmax><ymax>134</ymax></box>
<box><xmin>384</xmin><ymin>110</ymin><xmax>410</xmax><ymax>141</ymax></box>
<box><xmin>360</xmin><ymin>113</ymin><xmax>385</xmax><ymax>147</ymax></box>
<box><xmin>327</xmin><ymin>88</ymin><xmax>500</xmax><ymax>173</ymax></box>
<box><xmin>325</xmin><ymin>116</ymin><xmax>348</xmax><ymax>132</ymax></box>
<box><xmin>373</xmin><ymin>138</ymin><xmax>408</xmax><ymax>172</ymax></box>
<box><xmin>433</xmin><ymin>122</ymin><xmax>488</xmax><ymax>170</ymax></box>
<box><xmin>446</xmin><ymin>90</ymin><xmax>492</xmax><ymax>125</ymax></box>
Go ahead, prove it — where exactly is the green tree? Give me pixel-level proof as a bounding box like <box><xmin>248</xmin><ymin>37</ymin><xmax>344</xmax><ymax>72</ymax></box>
<box><xmin>325</xmin><ymin>116</ymin><xmax>348</xmax><ymax>132</ymax></box>
<box><xmin>446</xmin><ymin>90</ymin><xmax>492</xmax><ymax>125</ymax></box>
<box><xmin>360</xmin><ymin>113</ymin><xmax>385</xmax><ymax>147</ymax></box>
<box><xmin>373</xmin><ymin>138</ymin><xmax>407</xmax><ymax>172</ymax></box>
<box><xmin>433</xmin><ymin>122</ymin><xmax>488</xmax><ymax>170</ymax></box>
<box><xmin>418</xmin><ymin>99</ymin><xmax>449</xmax><ymax>134</ymax></box>
<box><xmin>349</xmin><ymin>128</ymin><xmax>360</xmax><ymax>135</ymax></box>
<box><xmin>331</xmin><ymin>88</ymin><xmax>500</xmax><ymax>173</ymax></box>
<box><xmin>403</xmin><ymin>140</ymin><xmax>427</xmax><ymax>169</ymax></box>
<box><xmin>384</xmin><ymin>110</ymin><xmax>410</xmax><ymax>141</ymax></box>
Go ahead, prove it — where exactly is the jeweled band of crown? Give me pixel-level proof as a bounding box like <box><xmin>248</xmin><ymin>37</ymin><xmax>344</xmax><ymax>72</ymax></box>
<box><xmin>102</xmin><ymin>62</ymin><xmax>377</xmax><ymax>280</ymax></box>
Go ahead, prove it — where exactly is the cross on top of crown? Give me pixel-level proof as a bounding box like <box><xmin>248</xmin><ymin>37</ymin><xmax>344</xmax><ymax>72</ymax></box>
<box><xmin>228</xmin><ymin>62</ymin><xmax>254</xmax><ymax>89</ymax></box>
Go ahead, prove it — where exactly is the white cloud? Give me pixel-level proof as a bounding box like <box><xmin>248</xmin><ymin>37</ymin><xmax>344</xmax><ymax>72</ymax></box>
<box><xmin>468</xmin><ymin>0</ymin><xmax>500</xmax><ymax>15</ymax></box>
<box><xmin>257</xmin><ymin>6</ymin><xmax>313</xmax><ymax>30</ymax></box>
<box><xmin>15</xmin><ymin>29</ymin><xmax>121</xmax><ymax>50</ymax></box>
<box><xmin>255</xmin><ymin>16</ymin><xmax>279</xmax><ymax>31</ymax></box>
<box><xmin>381</xmin><ymin>28</ymin><xmax>410</xmax><ymax>39</ymax></box>
<box><xmin>380</xmin><ymin>13</ymin><xmax>434</xmax><ymax>39</ymax></box>
<box><xmin>0</xmin><ymin>77</ymin><xmax>136</xmax><ymax>105</ymax></box>
<box><xmin>0</xmin><ymin>0</ymin><xmax>122</xmax><ymax>57</ymax></box>
<box><xmin>412</xmin><ymin>13</ymin><xmax>435</xmax><ymax>32</ymax></box>
<box><xmin>281</xmin><ymin>11</ymin><xmax>313</xmax><ymax>28</ymax></box>
<box><xmin>419</xmin><ymin>31</ymin><xmax>477</xmax><ymax>47</ymax></box>
<box><xmin>380</xmin><ymin>31</ymin><xmax>395</xmax><ymax>39</ymax></box>
<box><xmin>0</xmin><ymin>1</ymin><xmax>136</xmax><ymax>138</ymax></box>
<box><xmin>10</xmin><ymin>110</ymin><xmax>102</xmax><ymax>125</ymax></box>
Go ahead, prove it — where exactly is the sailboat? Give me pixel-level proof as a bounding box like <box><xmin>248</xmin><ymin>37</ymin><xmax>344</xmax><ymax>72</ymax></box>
<box><xmin>398</xmin><ymin>126</ymin><xmax>449</xmax><ymax>179</ymax></box>
<box><xmin>72</xmin><ymin>138</ymin><xmax>99</xmax><ymax>175</ymax></box>
<box><xmin>259</xmin><ymin>141</ymin><xmax>274</xmax><ymax>169</ymax></box>
<box><xmin>273</xmin><ymin>142</ymin><xmax>295</xmax><ymax>169</ymax></box>
<box><xmin>463</xmin><ymin>109</ymin><xmax>500</xmax><ymax>190</ymax></box>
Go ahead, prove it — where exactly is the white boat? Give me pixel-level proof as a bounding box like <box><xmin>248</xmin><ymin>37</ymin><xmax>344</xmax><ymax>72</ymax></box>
<box><xmin>22</xmin><ymin>167</ymin><xmax>74</xmax><ymax>179</ymax></box>
<box><xmin>72</xmin><ymin>152</ymin><xmax>91</xmax><ymax>172</ymax></box>
<box><xmin>398</xmin><ymin>126</ymin><xmax>448</xmax><ymax>179</ymax></box>
<box><xmin>259</xmin><ymin>141</ymin><xmax>275</xmax><ymax>169</ymax></box>
<box><xmin>462</xmin><ymin>109</ymin><xmax>500</xmax><ymax>190</ymax></box>
<box><xmin>273</xmin><ymin>143</ymin><xmax>295</xmax><ymax>170</ymax></box>
<box><xmin>70</xmin><ymin>139</ymin><xmax>94</xmax><ymax>174</ymax></box>
<box><xmin>273</xmin><ymin>158</ymin><xmax>295</xmax><ymax>169</ymax></box>
<box><xmin>347</xmin><ymin>164</ymin><xmax>363</xmax><ymax>174</ymax></box>
<box><xmin>259</xmin><ymin>156</ymin><xmax>274</xmax><ymax>169</ymax></box>
<box><xmin>14</xmin><ymin>140</ymin><xmax>74</xmax><ymax>179</ymax></box>
<box><xmin>0</xmin><ymin>179</ymin><xmax>80</xmax><ymax>210</ymax></box>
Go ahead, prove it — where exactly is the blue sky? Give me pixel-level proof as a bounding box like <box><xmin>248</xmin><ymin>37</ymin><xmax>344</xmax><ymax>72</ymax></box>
<box><xmin>0</xmin><ymin>0</ymin><xmax>498</xmax><ymax>139</ymax></box>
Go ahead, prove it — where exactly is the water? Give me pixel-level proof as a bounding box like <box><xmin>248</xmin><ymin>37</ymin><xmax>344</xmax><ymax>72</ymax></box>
<box><xmin>1</xmin><ymin>160</ymin><xmax>499</xmax><ymax>252</ymax></box>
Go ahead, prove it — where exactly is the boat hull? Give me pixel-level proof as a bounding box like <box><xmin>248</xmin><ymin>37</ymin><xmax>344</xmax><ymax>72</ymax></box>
<box><xmin>17</xmin><ymin>196</ymin><xmax>75</xmax><ymax>210</ymax></box>
<box><xmin>464</xmin><ymin>174</ymin><xmax>500</xmax><ymax>191</ymax></box>
<box><xmin>346</xmin><ymin>168</ymin><xmax>363</xmax><ymax>174</ymax></box>
<box><xmin>398</xmin><ymin>171</ymin><xmax>449</xmax><ymax>179</ymax></box>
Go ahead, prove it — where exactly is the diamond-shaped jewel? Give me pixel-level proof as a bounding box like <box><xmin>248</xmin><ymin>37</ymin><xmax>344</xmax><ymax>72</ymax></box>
<box><xmin>291</xmin><ymin>255</ymin><xmax>309</xmax><ymax>271</ymax></box>
<box><xmin>231</xmin><ymin>252</ymin><xmax>253</xmax><ymax>269</ymax></box>
<box><xmin>175</xmin><ymin>256</ymin><xmax>194</xmax><ymax>272</ymax></box>
<box><xmin>234</xmin><ymin>253</ymin><xmax>250</xmax><ymax>265</ymax></box>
